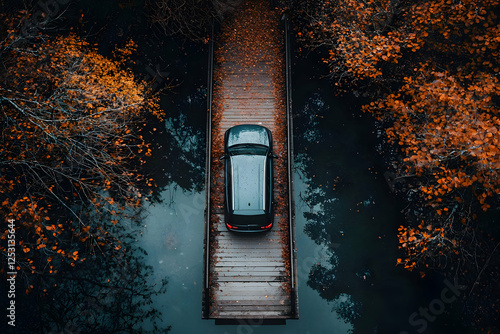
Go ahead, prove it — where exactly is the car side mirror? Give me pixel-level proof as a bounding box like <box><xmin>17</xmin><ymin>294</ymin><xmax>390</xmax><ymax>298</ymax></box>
<box><xmin>272</xmin><ymin>153</ymin><xmax>278</xmax><ymax>159</ymax></box>
<box><xmin>219</xmin><ymin>155</ymin><xmax>226</xmax><ymax>160</ymax></box>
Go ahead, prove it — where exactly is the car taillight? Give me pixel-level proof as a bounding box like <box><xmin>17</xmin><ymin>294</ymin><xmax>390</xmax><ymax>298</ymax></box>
<box><xmin>261</xmin><ymin>222</ymin><xmax>273</xmax><ymax>230</ymax></box>
<box><xmin>226</xmin><ymin>223</ymin><xmax>238</xmax><ymax>229</ymax></box>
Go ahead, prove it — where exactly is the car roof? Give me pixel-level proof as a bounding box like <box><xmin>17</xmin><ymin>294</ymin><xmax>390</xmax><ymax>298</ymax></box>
<box><xmin>227</xmin><ymin>124</ymin><xmax>270</xmax><ymax>148</ymax></box>
<box><xmin>231</xmin><ymin>154</ymin><xmax>266</xmax><ymax>212</ymax></box>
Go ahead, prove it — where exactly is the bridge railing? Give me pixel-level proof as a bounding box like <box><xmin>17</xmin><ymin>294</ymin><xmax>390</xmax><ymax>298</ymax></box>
<box><xmin>202</xmin><ymin>21</ymin><xmax>215</xmax><ymax>320</ymax></box>
<box><xmin>283</xmin><ymin>12</ymin><xmax>299</xmax><ymax>319</ymax></box>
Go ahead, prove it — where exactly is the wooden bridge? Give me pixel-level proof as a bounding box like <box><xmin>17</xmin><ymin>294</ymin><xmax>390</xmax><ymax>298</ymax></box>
<box><xmin>202</xmin><ymin>0</ymin><xmax>298</xmax><ymax>324</ymax></box>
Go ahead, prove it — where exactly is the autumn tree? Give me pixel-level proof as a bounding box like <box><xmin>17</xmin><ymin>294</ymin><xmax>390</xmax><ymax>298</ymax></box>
<box><xmin>0</xmin><ymin>26</ymin><xmax>168</xmax><ymax>331</ymax></box>
<box><xmin>291</xmin><ymin>0</ymin><xmax>500</xmax><ymax>265</ymax></box>
<box><xmin>293</xmin><ymin>0</ymin><xmax>414</xmax><ymax>84</ymax></box>
<box><xmin>293</xmin><ymin>0</ymin><xmax>500</xmax><ymax>86</ymax></box>
<box><xmin>359</xmin><ymin>0</ymin><xmax>500</xmax><ymax>270</ymax></box>
<box><xmin>365</xmin><ymin>65</ymin><xmax>499</xmax><ymax>269</ymax></box>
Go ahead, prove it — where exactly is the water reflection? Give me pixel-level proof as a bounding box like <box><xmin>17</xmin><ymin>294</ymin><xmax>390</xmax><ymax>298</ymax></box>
<box><xmin>140</xmin><ymin>86</ymin><xmax>207</xmax><ymax>201</ymax></box>
<box><xmin>294</xmin><ymin>85</ymin><xmax>421</xmax><ymax>332</ymax></box>
<box><xmin>139</xmin><ymin>176</ymin><xmax>355</xmax><ymax>334</ymax></box>
<box><xmin>291</xmin><ymin>53</ymin><xmax>476</xmax><ymax>332</ymax></box>
<box><xmin>139</xmin><ymin>186</ymin><xmax>205</xmax><ymax>332</ymax></box>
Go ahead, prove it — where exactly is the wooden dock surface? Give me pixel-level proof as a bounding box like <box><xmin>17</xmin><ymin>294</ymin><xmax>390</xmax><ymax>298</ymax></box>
<box><xmin>203</xmin><ymin>0</ymin><xmax>298</xmax><ymax>322</ymax></box>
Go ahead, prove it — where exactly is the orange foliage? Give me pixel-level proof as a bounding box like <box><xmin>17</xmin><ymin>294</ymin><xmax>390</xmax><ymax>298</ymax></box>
<box><xmin>0</xmin><ymin>33</ymin><xmax>162</xmax><ymax>282</ymax></box>
<box><xmin>365</xmin><ymin>65</ymin><xmax>500</xmax><ymax>270</ymax></box>
<box><xmin>397</xmin><ymin>222</ymin><xmax>459</xmax><ymax>273</ymax></box>
<box><xmin>297</xmin><ymin>0</ymin><xmax>500</xmax><ymax>272</ymax></box>
<box><xmin>366</xmin><ymin>67</ymin><xmax>500</xmax><ymax>211</ymax></box>
<box><xmin>298</xmin><ymin>0</ymin><xmax>500</xmax><ymax>82</ymax></box>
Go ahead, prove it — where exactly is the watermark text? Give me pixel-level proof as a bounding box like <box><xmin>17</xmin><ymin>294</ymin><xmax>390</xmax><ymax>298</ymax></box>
<box><xmin>6</xmin><ymin>218</ymin><xmax>17</xmax><ymax>327</ymax></box>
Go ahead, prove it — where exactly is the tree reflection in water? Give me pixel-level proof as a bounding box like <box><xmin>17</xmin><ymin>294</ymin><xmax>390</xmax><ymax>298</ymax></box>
<box><xmin>294</xmin><ymin>91</ymin><xmax>424</xmax><ymax>333</ymax></box>
<box><xmin>139</xmin><ymin>84</ymin><xmax>207</xmax><ymax>203</ymax></box>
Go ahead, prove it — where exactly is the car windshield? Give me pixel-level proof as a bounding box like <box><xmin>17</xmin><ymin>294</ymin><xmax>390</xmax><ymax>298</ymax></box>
<box><xmin>228</xmin><ymin>144</ymin><xmax>267</xmax><ymax>156</ymax></box>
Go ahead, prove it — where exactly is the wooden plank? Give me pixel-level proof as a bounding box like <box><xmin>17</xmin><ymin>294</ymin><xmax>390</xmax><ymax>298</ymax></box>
<box><xmin>216</xmin><ymin>239</ymin><xmax>282</xmax><ymax>245</ymax></box>
<box><xmin>215</xmin><ymin>267</ymin><xmax>286</xmax><ymax>273</ymax></box>
<box><xmin>215</xmin><ymin>268</ymin><xmax>284</xmax><ymax>278</ymax></box>
<box><xmin>214</xmin><ymin>246</ymin><xmax>283</xmax><ymax>252</ymax></box>
<box><xmin>216</xmin><ymin>256</ymin><xmax>283</xmax><ymax>267</ymax></box>
<box><xmin>215</xmin><ymin>250</ymin><xmax>283</xmax><ymax>255</ymax></box>
<box><xmin>215</xmin><ymin>230</ymin><xmax>282</xmax><ymax>236</ymax></box>
<box><xmin>222</xmin><ymin>96</ymin><xmax>273</xmax><ymax>99</ymax></box>
<box><xmin>215</xmin><ymin>268</ymin><xmax>285</xmax><ymax>274</ymax></box>
<box><xmin>213</xmin><ymin>258</ymin><xmax>284</xmax><ymax>263</ymax></box>
<box><xmin>223</xmin><ymin>85</ymin><xmax>273</xmax><ymax>90</ymax></box>
<box><xmin>213</xmin><ymin>259</ymin><xmax>284</xmax><ymax>264</ymax></box>
<box><xmin>216</xmin><ymin>243</ymin><xmax>284</xmax><ymax>249</ymax></box>
<box><xmin>214</xmin><ymin>265</ymin><xmax>285</xmax><ymax>274</ymax></box>
<box><xmin>215</xmin><ymin>311</ymin><xmax>288</xmax><ymax>318</ymax></box>
<box><xmin>213</xmin><ymin>252</ymin><xmax>283</xmax><ymax>258</ymax></box>
<box><xmin>214</xmin><ymin>293</ymin><xmax>286</xmax><ymax>299</ymax></box>
<box><xmin>213</xmin><ymin>298</ymin><xmax>288</xmax><ymax>305</ymax></box>
<box><xmin>222</xmin><ymin>103</ymin><xmax>275</xmax><ymax>107</ymax></box>
<box><xmin>217</xmin><ymin>305</ymin><xmax>290</xmax><ymax>312</ymax></box>
<box><xmin>215</xmin><ymin>286</ymin><xmax>287</xmax><ymax>293</ymax></box>
<box><xmin>215</xmin><ymin>299</ymin><xmax>291</xmax><ymax>306</ymax></box>
<box><xmin>214</xmin><ymin>305</ymin><xmax>289</xmax><ymax>312</ymax></box>
<box><xmin>215</xmin><ymin>234</ymin><xmax>282</xmax><ymax>240</ymax></box>
<box><xmin>222</xmin><ymin>112</ymin><xmax>275</xmax><ymax>116</ymax></box>
<box><xmin>217</xmin><ymin>281</ymin><xmax>284</xmax><ymax>288</ymax></box>
<box><xmin>221</xmin><ymin>84</ymin><xmax>273</xmax><ymax>89</ymax></box>
<box><xmin>214</xmin><ymin>295</ymin><xmax>288</xmax><ymax>302</ymax></box>
<box><xmin>221</xmin><ymin>108</ymin><xmax>275</xmax><ymax>111</ymax></box>
<box><xmin>221</xmin><ymin>110</ymin><xmax>275</xmax><ymax>113</ymax></box>
<box><xmin>222</xmin><ymin>74</ymin><xmax>273</xmax><ymax>79</ymax></box>
<box><xmin>216</xmin><ymin>286</ymin><xmax>286</xmax><ymax>293</ymax></box>
<box><xmin>215</xmin><ymin>254</ymin><xmax>283</xmax><ymax>265</ymax></box>
<box><xmin>222</xmin><ymin>84</ymin><xmax>272</xmax><ymax>88</ymax></box>
<box><xmin>222</xmin><ymin>105</ymin><xmax>275</xmax><ymax>109</ymax></box>
<box><xmin>214</xmin><ymin>258</ymin><xmax>284</xmax><ymax>264</ymax></box>
<box><xmin>220</xmin><ymin>104</ymin><xmax>274</xmax><ymax>108</ymax></box>
<box><xmin>213</xmin><ymin>245</ymin><xmax>282</xmax><ymax>251</ymax></box>
<box><xmin>222</xmin><ymin>103</ymin><xmax>274</xmax><ymax>107</ymax></box>
<box><xmin>216</xmin><ymin>238</ymin><xmax>283</xmax><ymax>244</ymax></box>
<box><xmin>214</xmin><ymin>267</ymin><xmax>285</xmax><ymax>272</ymax></box>
<box><xmin>213</xmin><ymin>253</ymin><xmax>283</xmax><ymax>258</ymax></box>
<box><xmin>214</xmin><ymin>276</ymin><xmax>286</xmax><ymax>282</ymax></box>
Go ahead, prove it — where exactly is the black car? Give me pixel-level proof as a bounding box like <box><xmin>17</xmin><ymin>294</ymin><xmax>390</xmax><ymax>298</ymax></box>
<box><xmin>221</xmin><ymin>124</ymin><xmax>274</xmax><ymax>231</ymax></box>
